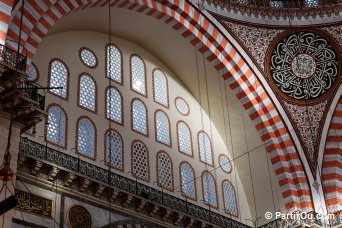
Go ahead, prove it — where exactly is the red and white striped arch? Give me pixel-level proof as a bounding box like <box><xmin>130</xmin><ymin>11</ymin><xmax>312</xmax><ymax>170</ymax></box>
<box><xmin>2</xmin><ymin>0</ymin><xmax>314</xmax><ymax>212</ymax></box>
<box><xmin>322</xmin><ymin>96</ymin><xmax>341</xmax><ymax>213</ymax></box>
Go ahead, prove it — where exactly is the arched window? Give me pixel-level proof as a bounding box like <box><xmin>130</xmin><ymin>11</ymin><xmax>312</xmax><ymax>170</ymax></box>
<box><xmin>153</xmin><ymin>69</ymin><xmax>169</xmax><ymax>107</ymax></box>
<box><xmin>131</xmin><ymin>140</ymin><xmax>149</xmax><ymax>182</ymax></box>
<box><xmin>46</xmin><ymin>105</ymin><xmax>67</xmax><ymax>148</ymax></box>
<box><xmin>77</xmin><ymin>117</ymin><xmax>96</xmax><ymax>160</ymax></box>
<box><xmin>157</xmin><ymin>151</ymin><xmax>173</xmax><ymax>191</ymax></box>
<box><xmin>155</xmin><ymin>110</ymin><xmax>171</xmax><ymax>146</ymax></box>
<box><xmin>28</xmin><ymin>62</ymin><xmax>39</xmax><ymax>81</ymax></box>
<box><xmin>49</xmin><ymin>59</ymin><xmax>69</xmax><ymax>99</ymax></box>
<box><xmin>180</xmin><ymin>162</ymin><xmax>196</xmax><ymax>200</ymax></box>
<box><xmin>198</xmin><ymin>131</ymin><xmax>213</xmax><ymax>166</ymax></box>
<box><xmin>106</xmin><ymin>44</ymin><xmax>122</xmax><ymax>84</ymax></box>
<box><xmin>78</xmin><ymin>74</ymin><xmax>96</xmax><ymax>112</ymax></box>
<box><xmin>106</xmin><ymin>87</ymin><xmax>123</xmax><ymax>124</ymax></box>
<box><xmin>131</xmin><ymin>99</ymin><xmax>148</xmax><ymax>136</ymax></box>
<box><xmin>177</xmin><ymin>121</ymin><xmax>192</xmax><ymax>156</ymax></box>
<box><xmin>202</xmin><ymin>172</ymin><xmax>217</xmax><ymax>208</ymax></box>
<box><xmin>222</xmin><ymin>180</ymin><xmax>238</xmax><ymax>217</ymax></box>
<box><xmin>105</xmin><ymin>129</ymin><xmax>123</xmax><ymax>171</ymax></box>
<box><xmin>130</xmin><ymin>55</ymin><xmax>146</xmax><ymax>96</ymax></box>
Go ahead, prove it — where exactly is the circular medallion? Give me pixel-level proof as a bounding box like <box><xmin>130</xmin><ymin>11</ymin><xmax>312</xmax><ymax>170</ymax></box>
<box><xmin>266</xmin><ymin>29</ymin><xmax>341</xmax><ymax>103</ymax></box>
<box><xmin>67</xmin><ymin>205</ymin><xmax>92</xmax><ymax>228</ymax></box>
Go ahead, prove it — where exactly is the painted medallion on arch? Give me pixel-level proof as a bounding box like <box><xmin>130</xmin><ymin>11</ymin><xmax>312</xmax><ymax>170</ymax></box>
<box><xmin>266</xmin><ymin>29</ymin><xmax>340</xmax><ymax>104</ymax></box>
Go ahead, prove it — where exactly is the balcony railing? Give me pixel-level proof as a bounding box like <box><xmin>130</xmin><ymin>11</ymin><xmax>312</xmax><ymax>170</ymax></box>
<box><xmin>18</xmin><ymin>82</ymin><xmax>45</xmax><ymax>111</ymax></box>
<box><xmin>0</xmin><ymin>44</ymin><xmax>27</xmax><ymax>72</ymax></box>
<box><xmin>19</xmin><ymin>137</ymin><xmax>250</xmax><ymax>228</ymax></box>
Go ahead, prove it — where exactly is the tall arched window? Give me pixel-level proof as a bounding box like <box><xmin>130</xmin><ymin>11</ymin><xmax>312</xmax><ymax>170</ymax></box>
<box><xmin>131</xmin><ymin>99</ymin><xmax>148</xmax><ymax>136</ymax></box>
<box><xmin>177</xmin><ymin>121</ymin><xmax>192</xmax><ymax>156</ymax></box>
<box><xmin>46</xmin><ymin>105</ymin><xmax>67</xmax><ymax>148</ymax></box>
<box><xmin>222</xmin><ymin>180</ymin><xmax>238</xmax><ymax>217</ymax></box>
<box><xmin>157</xmin><ymin>151</ymin><xmax>173</xmax><ymax>191</ymax></box>
<box><xmin>153</xmin><ymin>69</ymin><xmax>169</xmax><ymax>107</ymax></box>
<box><xmin>198</xmin><ymin>131</ymin><xmax>213</xmax><ymax>166</ymax></box>
<box><xmin>131</xmin><ymin>140</ymin><xmax>149</xmax><ymax>182</ymax></box>
<box><xmin>180</xmin><ymin>162</ymin><xmax>196</xmax><ymax>200</ymax></box>
<box><xmin>105</xmin><ymin>129</ymin><xmax>123</xmax><ymax>171</ymax></box>
<box><xmin>106</xmin><ymin>87</ymin><xmax>123</xmax><ymax>125</ymax></box>
<box><xmin>78</xmin><ymin>74</ymin><xmax>96</xmax><ymax>112</ymax></box>
<box><xmin>155</xmin><ymin>110</ymin><xmax>171</xmax><ymax>147</ymax></box>
<box><xmin>48</xmin><ymin>59</ymin><xmax>69</xmax><ymax>99</ymax></box>
<box><xmin>28</xmin><ymin>62</ymin><xmax>39</xmax><ymax>81</ymax></box>
<box><xmin>77</xmin><ymin>117</ymin><xmax>96</xmax><ymax>160</ymax></box>
<box><xmin>106</xmin><ymin>44</ymin><xmax>122</xmax><ymax>84</ymax></box>
<box><xmin>202</xmin><ymin>172</ymin><xmax>217</xmax><ymax>208</ymax></box>
<box><xmin>130</xmin><ymin>55</ymin><xmax>146</xmax><ymax>96</ymax></box>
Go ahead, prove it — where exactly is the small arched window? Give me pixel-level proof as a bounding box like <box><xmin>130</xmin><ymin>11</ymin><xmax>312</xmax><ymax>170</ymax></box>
<box><xmin>155</xmin><ymin>110</ymin><xmax>171</xmax><ymax>147</ymax></box>
<box><xmin>106</xmin><ymin>44</ymin><xmax>122</xmax><ymax>83</ymax></box>
<box><xmin>49</xmin><ymin>59</ymin><xmax>69</xmax><ymax>99</ymax></box>
<box><xmin>153</xmin><ymin>69</ymin><xmax>169</xmax><ymax>107</ymax></box>
<box><xmin>131</xmin><ymin>140</ymin><xmax>149</xmax><ymax>182</ymax></box>
<box><xmin>28</xmin><ymin>63</ymin><xmax>39</xmax><ymax>81</ymax></box>
<box><xmin>202</xmin><ymin>172</ymin><xmax>217</xmax><ymax>208</ymax></box>
<box><xmin>177</xmin><ymin>121</ymin><xmax>192</xmax><ymax>156</ymax></box>
<box><xmin>46</xmin><ymin>105</ymin><xmax>67</xmax><ymax>148</ymax></box>
<box><xmin>222</xmin><ymin>180</ymin><xmax>238</xmax><ymax>217</ymax></box>
<box><xmin>77</xmin><ymin>117</ymin><xmax>96</xmax><ymax>160</ymax></box>
<box><xmin>157</xmin><ymin>151</ymin><xmax>173</xmax><ymax>191</ymax></box>
<box><xmin>106</xmin><ymin>87</ymin><xmax>123</xmax><ymax>124</ymax></box>
<box><xmin>131</xmin><ymin>99</ymin><xmax>148</xmax><ymax>136</ymax></box>
<box><xmin>105</xmin><ymin>129</ymin><xmax>123</xmax><ymax>171</ymax></box>
<box><xmin>198</xmin><ymin>131</ymin><xmax>213</xmax><ymax>166</ymax></box>
<box><xmin>180</xmin><ymin>162</ymin><xmax>196</xmax><ymax>200</ymax></box>
<box><xmin>130</xmin><ymin>55</ymin><xmax>146</xmax><ymax>96</ymax></box>
<box><xmin>78</xmin><ymin>74</ymin><xmax>96</xmax><ymax>112</ymax></box>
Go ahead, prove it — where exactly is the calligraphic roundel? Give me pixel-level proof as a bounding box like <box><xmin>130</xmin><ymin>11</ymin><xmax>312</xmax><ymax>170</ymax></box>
<box><xmin>266</xmin><ymin>29</ymin><xmax>341</xmax><ymax>104</ymax></box>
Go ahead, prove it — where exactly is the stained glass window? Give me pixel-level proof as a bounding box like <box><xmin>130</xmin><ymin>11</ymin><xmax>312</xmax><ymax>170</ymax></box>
<box><xmin>77</xmin><ymin>118</ymin><xmax>95</xmax><ymax>159</ymax></box>
<box><xmin>132</xmin><ymin>140</ymin><xmax>149</xmax><ymax>181</ymax></box>
<box><xmin>49</xmin><ymin>59</ymin><xmax>68</xmax><ymax>98</ymax></box>
<box><xmin>155</xmin><ymin>110</ymin><xmax>171</xmax><ymax>146</ymax></box>
<box><xmin>219</xmin><ymin>155</ymin><xmax>232</xmax><ymax>173</ymax></box>
<box><xmin>175</xmin><ymin>97</ymin><xmax>189</xmax><ymax>115</ymax></box>
<box><xmin>180</xmin><ymin>162</ymin><xmax>196</xmax><ymax>199</ymax></box>
<box><xmin>202</xmin><ymin>172</ymin><xmax>217</xmax><ymax>207</ymax></box>
<box><xmin>132</xmin><ymin>99</ymin><xmax>147</xmax><ymax>135</ymax></box>
<box><xmin>106</xmin><ymin>44</ymin><xmax>122</xmax><ymax>83</ymax></box>
<box><xmin>198</xmin><ymin>131</ymin><xmax>213</xmax><ymax>165</ymax></box>
<box><xmin>223</xmin><ymin>180</ymin><xmax>238</xmax><ymax>217</ymax></box>
<box><xmin>130</xmin><ymin>55</ymin><xmax>146</xmax><ymax>95</ymax></box>
<box><xmin>46</xmin><ymin>106</ymin><xmax>66</xmax><ymax>147</ymax></box>
<box><xmin>105</xmin><ymin>130</ymin><xmax>123</xmax><ymax>170</ymax></box>
<box><xmin>80</xmin><ymin>48</ymin><xmax>97</xmax><ymax>68</ymax></box>
<box><xmin>28</xmin><ymin>63</ymin><xmax>38</xmax><ymax>81</ymax></box>
<box><xmin>177</xmin><ymin>121</ymin><xmax>192</xmax><ymax>156</ymax></box>
<box><xmin>79</xmin><ymin>74</ymin><xmax>96</xmax><ymax>112</ymax></box>
<box><xmin>106</xmin><ymin>87</ymin><xmax>122</xmax><ymax>124</ymax></box>
<box><xmin>157</xmin><ymin>151</ymin><xmax>173</xmax><ymax>190</ymax></box>
<box><xmin>153</xmin><ymin>69</ymin><xmax>168</xmax><ymax>107</ymax></box>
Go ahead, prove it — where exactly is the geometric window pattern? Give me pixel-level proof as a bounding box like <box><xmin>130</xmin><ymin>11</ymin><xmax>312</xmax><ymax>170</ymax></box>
<box><xmin>157</xmin><ymin>151</ymin><xmax>173</xmax><ymax>190</ymax></box>
<box><xmin>80</xmin><ymin>48</ymin><xmax>97</xmax><ymax>68</ymax></box>
<box><xmin>198</xmin><ymin>132</ymin><xmax>213</xmax><ymax>165</ymax></box>
<box><xmin>77</xmin><ymin>118</ymin><xmax>95</xmax><ymax>159</ymax></box>
<box><xmin>202</xmin><ymin>172</ymin><xmax>217</xmax><ymax>207</ymax></box>
<box><xmin>223</xmin><ymin>180</ymin><xmax>238</xmax><ymax>217</ymax></box>
<box><xmin>49</xmin><ymin>60</ymin><xmax>68</xmax><ymax>98</ymax></box>
<box><xmin>175</xmin><ymin>97</ymin><xmax>189</xmax><ymax>115</ymax></box>
<box><xmin>180</xmin><ymin>162</ymin><xmax>196</xmax><ymax>199</ymax></box>
<box><xmin>106</xmin><ymin>44</ymin><xmax>122</xmax><ymax>83</ymax></box>
<box><xmin>79</xmin><ymin>74</ymin><xmax>96</xmax><ymax>112</ymax></box>
<box><xmin>219</xmin><ymin>155</ymin><xmax>232</xmax><ymax>173</ymax></box>
<box><xmin>155</xmin><ymin>110</ymin><xmax>170</xmax><ymax>146</ymax></box>
<box><xmin>46</xmin><ymin>106</ymin><xmax>66</xmax><ymax>147</ymax></box>
<box><xmin>132</xmin><ymin>99</ymin><xmax>147</xmax><ymax>135</ymax></box>
<box><xmin>28</xmin><ymin>63</ymin><xmax>38</xmax><ymax>81</ymax></box>
<box><xmin>131</xmin><ymin>55</ymin><xmax>146</xmax><ymax>95</ymax></box>
<box><xmin>106</xmin><ymin>87</ymin><xmax>122</xmax><ymax>124</ymax></box>
<box><xmin>132</xmin><ymin>140</ymin><xmax>149</xmax><ymax>181</ymax></box>
<box><xmin>177</xmin><ymin>121</ymin><xmax>192</xmax><ymax>156</ymax></box>
<box><xmin>153</xmin><ymin>69</ymin><xmax>168</xmax><ymax>107</ymax></box>
<box><xmin>105</xmin><ymin>130</ymin><xmax>123</xmax><ymax>170</ymax></box>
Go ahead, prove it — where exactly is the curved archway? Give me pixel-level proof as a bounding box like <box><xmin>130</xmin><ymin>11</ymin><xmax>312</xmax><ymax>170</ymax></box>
<box><xmin>6</xmin><ymin>0</ymin><xmax>313</xmax><ymax>212</ymax></box>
